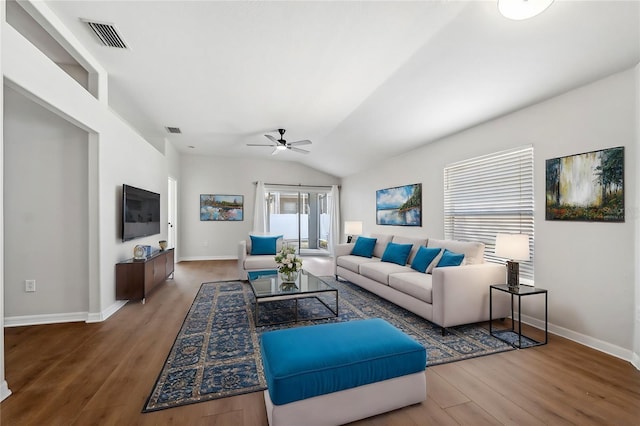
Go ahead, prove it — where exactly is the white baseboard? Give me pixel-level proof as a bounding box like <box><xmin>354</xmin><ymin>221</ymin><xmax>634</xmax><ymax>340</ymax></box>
<box><xmin>4</xmin><ymin>300</ymin><xmax>128</xmax><ymax>327</ymax></box>
<box><xmin>86</xmin><ymin>300</ymin><xmax>128</xmax><ymax>323</ymax></box>
<box><xmin>518</xmin><ymin>313</ymin><xmax>635</xmax><ymax>364</ymax></box>
<box><xmin>4</xmin><ymin>311</ymin><xmax>88</xmax><ymax>327</ymax></box>
<box><xmin>0</xmin><ymin>380</ymin><xmax>11</xmax><ymax>402</ymax></box>
<box><xmin>179</xmin><ymin>255</ymin><xmax>236</xmax><ymax>262</ymax></box>
<box><xmin>632</xmin><ymin>352</ymin><xmax>640</xmax><ymax>371</ymax></box>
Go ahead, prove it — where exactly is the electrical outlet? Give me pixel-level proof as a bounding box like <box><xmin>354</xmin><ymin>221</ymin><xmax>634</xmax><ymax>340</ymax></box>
<box><xmin>25</xmin><ymin>280</ymin><xmax>36</xmax><ymax>292</ymax></box>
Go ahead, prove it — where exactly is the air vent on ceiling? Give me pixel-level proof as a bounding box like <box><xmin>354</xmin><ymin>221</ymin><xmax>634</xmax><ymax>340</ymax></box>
<box><xmin>166</xmin><ymin>127</ymin><xmax>182</xmax><ymax>134</ymax></box>
<box><xmin>82</xmin><ymin>19</ymin><xmax>128</xmax><ymax>49</ymax></box>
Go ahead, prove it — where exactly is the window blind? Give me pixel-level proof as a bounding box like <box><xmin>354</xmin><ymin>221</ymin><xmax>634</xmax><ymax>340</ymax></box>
<box><xmin>444</xmin><ymin>146</ymin><xmax>534</xmax><ymax>282</ymax></box>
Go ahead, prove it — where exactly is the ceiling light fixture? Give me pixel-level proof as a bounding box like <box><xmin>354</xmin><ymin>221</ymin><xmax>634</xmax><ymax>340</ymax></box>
<box><xmin>498</xmin><ymin>0</ymin><xmax>554</xmax><ymax>20</ymax></box>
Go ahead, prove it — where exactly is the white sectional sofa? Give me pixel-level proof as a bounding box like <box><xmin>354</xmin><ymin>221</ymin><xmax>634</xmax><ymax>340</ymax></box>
<box><xmin>334</xmin><ymin>233</ymin><xmax>511</xmax><ymax>333</ymax></box>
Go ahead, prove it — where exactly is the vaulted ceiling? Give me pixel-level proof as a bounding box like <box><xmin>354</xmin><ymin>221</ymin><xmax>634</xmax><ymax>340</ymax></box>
<box><xmin>38</xmin><ymin>1</ymin><xmax>640</xmax><ymax>177</ymax></box>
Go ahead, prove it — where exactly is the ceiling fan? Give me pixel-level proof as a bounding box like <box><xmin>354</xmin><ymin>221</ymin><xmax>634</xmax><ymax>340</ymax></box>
<box><xmin>247</xmin><ymin>129</ymin><xmax>312</xmax><ymax>155</ymax></box>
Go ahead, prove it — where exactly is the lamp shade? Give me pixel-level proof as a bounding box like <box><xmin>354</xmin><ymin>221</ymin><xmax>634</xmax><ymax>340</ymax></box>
<box><xmin>344</xmin><ymin>221</ymin><xmax>363</xmax><ymax>235</ymax></box>
<box><xmin>498</xmin><ymin>0</ymin><xmax>554</xmax><ymax>21</ymax></box>
<box><xmin>495</xmin><ymin>233</ymin><xmax>530</xmax><ymax>261</ymax></box>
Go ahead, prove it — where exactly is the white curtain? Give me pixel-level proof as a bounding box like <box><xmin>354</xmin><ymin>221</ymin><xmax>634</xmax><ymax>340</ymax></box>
<box><xmin>328</xmin><ymin>185</ymin><xmax>340</xmax><ymax>256</ymax></box>
<box><xmin>253</xmin><ymin>181</ymin><xmax>267</xmax><ymax>234</ymax></box>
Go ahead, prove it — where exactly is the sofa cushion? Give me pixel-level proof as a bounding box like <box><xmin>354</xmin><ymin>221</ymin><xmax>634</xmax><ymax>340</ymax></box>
<box><xmin>351</xmin><ymin>236</ymin><xmax>377</xmax><ymax>258</ymax></box>
<box><xmin>391</xmin><ymin>235</ymin><xmax>428</xmax><ymax>264</ymax></box>
<box><xmin>244</xmin><ymin>254</ymin><xmax>279</xmax><ymax>270</ymax></box>
<box><xmin>427</xmin><ymin>238</ymin><xmax>485</xmax><ymax>265</ymax></box>
<box><xmin>337</xmin><ymin>255</ymin><xmax>380</xmax><ymax>274</ymax></box>
<box><xmin>435</xmin><ymin>249</ymin><xmax>465</xmax><ymax>268</ymax></box>
<box><xmin>381</xmin><ymin>242</ymin><xmax>413</xmax><ymax>266</ymax></box>
<box><xmin>370</xmin><ymin>233</ymin><xmax>394</xmax><ymax>259</ymax></box>
<box><xmin>410</xmin><ymin>247</ymin><xmax>441</xmax><ymax>273</ymax></box>
<box><xmin>388</xmin><ymin>272</ymin><xmax>433</xmax><ymax>304</ymax></box>
<box><xmin>249</xmin><ymin>235</ymin><xmax>282</xmax><ymax>255</ymax></box>
<box><xmin>360</xmin><ymin>261</ymin><xmax>413</xmax><ymax>285</ymax></box>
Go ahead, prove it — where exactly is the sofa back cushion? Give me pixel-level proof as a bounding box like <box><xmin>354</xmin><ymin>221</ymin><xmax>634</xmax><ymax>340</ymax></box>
<box><xmin>248</xmin><ymin>235</ymin><xmax>283</xmax><ymax>255</ymax></box>
<box><xmin>370</xmin><ymin>233</ymin><xmax>393</xmax><ymax>258</ymax></box>
<box><xmin>426</xmin><ymin>238</ymin><xmax>485</xmax><ymax>264</ymax></box>
<box><xmin>381</xmin><ymin>242</ymin><xmax>413</xmax><ymax>266</ymax></box>
<box><xmin>391</xmin><ymin>235</ymin><xmax>428</xmax><ymax>264</ymax></box>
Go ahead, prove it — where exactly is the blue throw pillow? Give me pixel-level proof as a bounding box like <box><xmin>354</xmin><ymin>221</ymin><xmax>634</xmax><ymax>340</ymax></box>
<box><xmin>381</xmin><ymin>242</ymin><xmax>413</xmax><ymax>266</ymax></box>
<box><xmin>351</xmin><ymin>236</ymin><xmax>377</xmax><ymax>258</ymax></box>
<box><xmin>250</xmin><ymin>235</ymin><xmax>282</xmax><ymax>255</ymax></box>
<box><xmin>436</xmin><ymin>249</ymin><xmax>465</xmax><ymax>268</ymax></box>
<box><xmin>410</xmin><ymin>246</ymin><xmax>441</xmax><ymax>273</ymax></box>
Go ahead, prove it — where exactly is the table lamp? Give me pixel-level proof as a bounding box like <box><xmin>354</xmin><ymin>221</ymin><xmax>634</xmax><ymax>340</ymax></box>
<box><xmin>344</xmin><ymin>221</ymin><xmax>363</xmax><ymax>243</ymax></box>
<box><xmin>495</xmin><ymin>233</ymin><xmax>530</xmax><ymax>290</ymax></box>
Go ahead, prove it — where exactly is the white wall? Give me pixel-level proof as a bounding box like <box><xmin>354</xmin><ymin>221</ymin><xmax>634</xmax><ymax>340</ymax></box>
<box><xmin>342</xmin><ymin>68</ymin><xmax>638</xmax><ymax>360</ymax></box>
<box><xmin>4</xmin><ymin>86</ymin><xmax>89</xmax><ymax>319</ymax></box>
<box><xmin>634</xmin><ymin>62</ymin><xmax>640</xmax><ymax>369</ymax></box>
<box><xmin>179</xmin><ymin>155</ymin><xmax>339</xmax><ymax>260</ymax></box>
<box><xmin>0</xmin><ymin>0</ymin><xmax>10</xmax><ymax>403</ymax></box>
<box><xmin>2</xmin><ymin>20</ymin><xmax>171</xmax><ymax>320</ymax></box>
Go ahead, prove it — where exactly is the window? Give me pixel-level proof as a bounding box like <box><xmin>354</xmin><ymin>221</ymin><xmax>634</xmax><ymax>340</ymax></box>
<box><xmin>444</xmin><ymin>146</ymin><xmax>534</xmax><ymax>282</ymax></box>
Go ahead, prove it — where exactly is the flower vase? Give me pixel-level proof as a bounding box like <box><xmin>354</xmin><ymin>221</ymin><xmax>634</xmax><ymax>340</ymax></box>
<box><xmin>279</xmin><ymin>270</ymin><xmax>299</xmax><ymax>283</ymax></box>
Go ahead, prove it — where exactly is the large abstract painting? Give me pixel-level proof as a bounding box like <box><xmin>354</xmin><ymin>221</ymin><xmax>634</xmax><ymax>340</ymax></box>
<box><xmin>200</xmin><ymin>194</ymin><xmax>244</xmax><ymax>221</ymax></box>
<box><xmin>545</xmin><ymin>147</ymin><xmax>624</xmax><ymax>222</ymax></box>
<box><xmin>376</xmin><ymin>183</ymin><xmax>422</xmax><ymax>226</ymax></box>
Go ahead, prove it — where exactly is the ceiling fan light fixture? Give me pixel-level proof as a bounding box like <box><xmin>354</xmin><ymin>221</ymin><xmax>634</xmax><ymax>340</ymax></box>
<box><xmin>498</xmin><ymin>0</ymin><xmax>554</xmax><ymax>20</ymax></box>
<box><xmin>276</xmin><ymin>145</ymin><xmax>287</xmax><ymax>151</ymax></box>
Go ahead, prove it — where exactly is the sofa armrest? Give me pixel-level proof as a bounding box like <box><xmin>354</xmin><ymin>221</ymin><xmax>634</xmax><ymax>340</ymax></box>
<box><xmin>333</xmin><ymin>243</ymin><xmax>354</xmax><ymax>275</ymax></box>
<box><xmin>238</xmin><ymin>240</ymin><xmax>248</xmax><ymax>280</ymax></box>
<box><xmin>431</xmin><ymin>263</ymin><xmax>510</xmax><ymax>328</ymax></box>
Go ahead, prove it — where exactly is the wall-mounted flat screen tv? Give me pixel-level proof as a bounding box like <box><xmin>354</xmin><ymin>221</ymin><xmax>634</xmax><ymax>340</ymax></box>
<box><xmin>122</xmin><ymin>184</ymin><xmax>161</xmax><ymax>242</ymax></box>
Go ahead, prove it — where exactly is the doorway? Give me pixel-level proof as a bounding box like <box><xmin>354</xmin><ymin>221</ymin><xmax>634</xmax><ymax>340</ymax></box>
<box><xmin>265</xmin><ymin>189</ymin><xmax>330</xmax><ymax>256</ymax></box>
<box><xmin>168</xmin><ymin>177</ymin><xmax>177</xmax><ymax>257</ymax></box>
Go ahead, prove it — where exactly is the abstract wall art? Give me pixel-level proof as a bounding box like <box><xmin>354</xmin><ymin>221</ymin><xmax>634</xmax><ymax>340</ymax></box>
<box><xmin>545</xmin><ymin>147</ymin><xmax>624</xmax><ymax>222</ymax></box>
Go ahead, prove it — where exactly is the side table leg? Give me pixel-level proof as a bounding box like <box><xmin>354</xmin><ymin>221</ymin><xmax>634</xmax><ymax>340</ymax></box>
<box><xmin>518</xmin><ymin>296</ymin><xmax>522</xmax><ymax>349</ymax></box>
<box><xmin>489</xmin><ymin>287</ymin><xmax>493</xmax><ymax>335</ymax></box>
<box><xmin>544</xmin><ymin>292</ymin><xmax>548</xmax><ymax>344</ymax></box>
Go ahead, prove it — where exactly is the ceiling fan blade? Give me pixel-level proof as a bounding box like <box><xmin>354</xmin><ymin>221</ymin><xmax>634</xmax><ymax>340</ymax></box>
<box><xmin>288</xmin><ymin>140</ymin><xmax>312</xmax><ymax>146</ymax></box>
<box><xmin>289</xmin><ymin>147</ymin><xmax>310</xmax><ymax>154</ymax></box>
<box><xmin>271</xmin><ymin>148</ymin><xmax>280</xmax><ymax>156</ymax></box>
<box><xmin>264</xmin><ymin>134</ymin><xmax>278</xmax><ymax>143</ymax></box>
<box><xmin>247</xmin><ymin>143</ymin><xmax>276</xmax><ymax>147</ymax></box>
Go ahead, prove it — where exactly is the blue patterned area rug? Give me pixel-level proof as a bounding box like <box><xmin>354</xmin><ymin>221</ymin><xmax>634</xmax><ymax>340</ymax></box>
<box><xmin>143</xmin><ymin>278</ymin><xmax>514</xmax><ymax>412</ymax></box>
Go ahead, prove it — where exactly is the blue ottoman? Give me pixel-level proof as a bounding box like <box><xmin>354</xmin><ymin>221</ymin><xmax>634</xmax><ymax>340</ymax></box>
<box><xmin>260</xmin><ymin>318</ymin><xmax>427</xmax><ymax>425</ymax></box>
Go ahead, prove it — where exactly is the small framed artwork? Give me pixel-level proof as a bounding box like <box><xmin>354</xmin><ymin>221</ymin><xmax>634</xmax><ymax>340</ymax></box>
<box><xmin>376</xmin><ymin>183</ymin><xmax>422</xmax><ymax>226</ymax></box>
<box><xmin>200</xmin><ymin>194</ymin><xmax>244</xmax><ymax>221</ymax></box>
<box><xmin>545</xmin><ymin>146</ymin><xmax>624</xmax><ymax>222</ymax></box>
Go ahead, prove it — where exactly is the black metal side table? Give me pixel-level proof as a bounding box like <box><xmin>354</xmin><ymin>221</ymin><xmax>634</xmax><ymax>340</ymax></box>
<box><xmin>489</xmin><ymin>284</ymin><xmax>548</xmax><ymax>349</ymax></box>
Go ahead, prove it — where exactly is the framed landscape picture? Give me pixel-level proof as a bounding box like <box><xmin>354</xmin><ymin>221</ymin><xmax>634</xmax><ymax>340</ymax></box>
<box><xmin>376</xmin><ymin>183</ymin><xmax>422</xmax><ymax>226</ymax></box>
<box><xmin>200</xmin><ymin>194</ymin><xmax>244</xmax><ymax>221</ymax></box>
<box><xmin>545</xmin><ymin>147</ymin><xmax>624</xmax><ymax>222</ymax></box>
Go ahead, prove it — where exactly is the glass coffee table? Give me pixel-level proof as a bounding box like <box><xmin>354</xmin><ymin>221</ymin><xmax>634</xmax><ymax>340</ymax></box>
<box><xmin>247</xmin><ymin>270</ymin><xmax>338</xmax><ymax>326</ymax></box>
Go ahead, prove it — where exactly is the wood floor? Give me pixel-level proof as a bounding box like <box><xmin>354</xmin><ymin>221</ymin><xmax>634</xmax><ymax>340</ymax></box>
<box><xmin>2</xmin><ymin>259</ymin><xmax>639</xmax><ymax>425</ymax></box>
